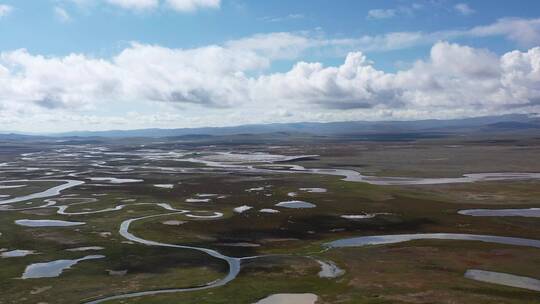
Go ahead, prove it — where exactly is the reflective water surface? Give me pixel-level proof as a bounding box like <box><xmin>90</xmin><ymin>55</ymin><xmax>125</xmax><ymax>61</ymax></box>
<box><xmin>1</xmin><ymin>249</ymin><xmax>36</xmax><ymax>258</ymax></box>
<box><xmin>22</xmin><ymin>255</ymin><xmax>105</xmax><ymax>279</ymax></box>
<box><xmin>254</xmin><ymin>293</ymin><xmax>318</xmax><ymax>304</ymax></box>
<box><xmin>465</xmin><ymin>269</ymin><xmax>540</xmax><ymax>291</ymax></box>
<box><xmin>275</xmin><ymin>200</ymin><xmax>316</xmax><ymax>209</ymax></box>
<box><xmin>325</xmin><ymin>233</ymin><xmax>540</xmax><ymax>249</ymax></box>
<box><xmin>459</xmin><ymin>208</ymin><xmax>540</xmax><ymax>218</ymax></box>
<box><xmin>15</xmin><ymin>219</ymin><xmax>86</xmax><ymax>227</ymax></box>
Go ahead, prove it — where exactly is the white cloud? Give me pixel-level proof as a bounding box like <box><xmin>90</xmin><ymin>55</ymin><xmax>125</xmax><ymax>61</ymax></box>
<box><xmin>241</xmin><ymin>42</ymin><xmax>540</xmax><ymax>127</ymax></box>
<box><xmin>112</xmin><ymin>42</ymin><xmax>263</xmax><ymax>106</ymax></box>
<box><xmin>469</xmin><ymin>18</ymin><xmax>540</xmax><ymax>47</ymax></box>
<box><xmin>1</xmin><ymin>17</ymin><xmax>540</xmax><ymax>131</ymax></box>
<box><xmin>105</xmin><ymin>0</ymin><xmax>159</xmax><ymax>10</ymax></box>
<box><xmin>454</xmin><ymin>3</ymin><xmax>475</xmax><ymax>15</ymax></box>
<box><xmin>0</xmin><ymin>49</ymin><xmax>121</xmax><ymax>110</ymax></box>
<box><xmin>224</xmin><ymin>18</ymin><xmax>540</xmax><ymax>58</ymax></box>
<box><xmin>357</xmin><ymin>17</ymin><xmax>540</xmax><ymax>51</ymax></box>
<box><xmin>0</xmin><ymin>4</ymin><xmax>13</xmax><ymax>18</ymax></box>
<box><xmin>54</xmin><ymin>7</ymin><xmax>72</xmax><ymax>22</ymax></box>
<box><xmin>367</xmin><ymin>9</ymin><xmax>396</xmax><ymax>19</ymax></box>
<box><xmin>253</xmin><ymin>42</ymin><xmax>506</xmax><ymax>110</ymax></box>
<box><xmin>500</xmin><ymin>48</ymin><xmax>540</xmax><ymax>105</ymax></box>
<box><xmin>165</xmin><ymin>0</ymin><xmax>220</xmax><ymax>12</ymax></box>
<box><xmin>70</xmin><ymin>0</ymin><xmax>219</xmax><ymax>12</ymax></box>
<box><xmin>225</xmin><ymin>32</ymin><xmax>314</xmax><ymax>60</ymax></box>
<box><xmin>1</xmin><ymin>39</ymin><xmax>539</xmax><ymax>132</ymax></box>
<box><xmin>0</xmin><ymin>41</ymin><xmax>268</xmax><ymax>111</ymax></box>
<box><xmin>367</xmin><ymin>3</ymin><xmax>424</xmax><ymax>20</ymax></box>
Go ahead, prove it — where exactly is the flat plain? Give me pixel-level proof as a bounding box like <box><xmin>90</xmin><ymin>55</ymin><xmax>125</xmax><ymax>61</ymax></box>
<box><xmin>1</xmin><ymin>132</ymin><xmax>540</xmax><ymax>303</ymax></box>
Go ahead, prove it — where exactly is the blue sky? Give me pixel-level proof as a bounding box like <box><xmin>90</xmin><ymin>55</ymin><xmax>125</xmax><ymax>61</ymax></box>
<box><xmin>0</xmin><ymin>0</ymin><xmax>539</xmax><ymax>132</ymax></box>
<box><xmin>2</xmin><ymin>1</ymin><xmax>538</xmax><ymax>65</ymax></box>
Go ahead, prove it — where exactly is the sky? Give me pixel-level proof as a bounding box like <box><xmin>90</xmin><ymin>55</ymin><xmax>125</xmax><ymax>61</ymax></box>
<box><xmin>0</xmin><ymin>0</ymin><xmax>540</xmax><ymax>132</ymax></box>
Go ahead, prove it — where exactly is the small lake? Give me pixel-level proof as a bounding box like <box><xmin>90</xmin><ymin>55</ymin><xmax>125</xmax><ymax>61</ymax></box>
<box><xmin>89</xmin><ymin>177</ymin><xmax>143</xmax><ymax>184</ymax></box>
<box><xmin>299</xmin><ymin>188</ymin><xmax>327</xmax><ymax>193</ymax></box>
<box><xmin>459</xmin><ymin>208</ymin><xmax>540</xmax><ymax>218</ymax></box>
<box><xmin>234</xmin><ymin>205</ymin><xmax>253</xmax><ymax>213</ymax></box>
<box><xmin>0</xmin><ymin>184</ymin><xmax>26</xmax><ymax>189</ymax></box>
<box><xmin>254</xmin><ymin>293</ymin><xmax>318</xmax><ymax>304</ymax></box>
<box><xmin>325</xmin><ymin>233</ymin><xmax>540</xmax><ymax>249</ymax></box>
<box><xmin>465</xmin><ymin>269</ymin><xmax>540</xmax><ymax>292</ymax></box>
<box><xmin>259</xmin><ymin>209</ymin><xmax>279</xmax><ymax>213</ymax></box>
<box><xmin>275</xmin><ymin>201</ymin><xmax>316</xmax><ymax>209</ymax></box>
<box><xmin>185</xmin><ymin>198</ymin><xmax>211</xmax><ymax>203</ymax></box>
<box><xmin>153</xmin><ymin>184</ymin><xmax>174</xmax><ymax>189</ymax></box>
<box><xmin>15</xmin><ymin>219</ymin><xmax>86</xmax><ymax>227</ymax></box>
<box><xmin>1</xmin><ymin>249</ymin><xmax>36</xmax><ymax>258</ymax></box>
<box><xmin>66</xmin><ymin>246</ymin><xmax>104</xmax><ymax>252</ymax></box>
<box><xmin>341</xmin><ymin>214</ymin><xmax>376</xmax><ymax>219</ymax></box>
<box><xmin>21</xmin><ymin>255</ymin><xmax>104</xmax><ymax>279</ymax></box>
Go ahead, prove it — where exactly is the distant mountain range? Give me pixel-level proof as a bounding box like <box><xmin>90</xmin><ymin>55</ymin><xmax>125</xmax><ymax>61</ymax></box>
<box><xmin>1</xmin><ymin>114</ymin><xmax>539</xmax><ymax>139</ymax></box>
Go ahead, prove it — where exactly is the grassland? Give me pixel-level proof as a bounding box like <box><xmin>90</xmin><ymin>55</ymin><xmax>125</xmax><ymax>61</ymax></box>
<box><xmin>0</xmin><ymin>133</ymin><xmax>539</xmax><ymax>303</ymax></box>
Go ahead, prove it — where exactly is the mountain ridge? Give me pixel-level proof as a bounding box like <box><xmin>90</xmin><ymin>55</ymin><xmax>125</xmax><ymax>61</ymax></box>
<box><xmin>2</xmin><ymin>114</ymin><xmax>538</xmax><ymax>139</ymax></box>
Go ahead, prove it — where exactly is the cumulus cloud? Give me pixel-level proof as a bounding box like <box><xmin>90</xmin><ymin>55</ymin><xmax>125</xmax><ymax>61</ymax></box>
<box><xmin>253</xmin><ymin>42</ymin><xmax>536</xmax><ymax>113</ymax></box>
<box><xmin>165</xmin><ymin>0</ymin><xmax>220</xmax><ymax>12</ymax></box>
<box><xmin>1</xmin><ymin>40</ymin><xmax>539</xmax><ymax>122</ymax></box>
<box><xmin>1</xmin><ymin>17</ymin><xmax>540</xmax><ymax>131</ymax></box>
<box><xmin>0</xmin><ymin>49</ymin><xmax>121</xmax><ymax>110</ymax></box>
<box><xmin>500</xmin><ymin>48</ymin><xmax>540</xmax><ymax>105</ymax></box>
<box><xmin>113</xmin><ymin>43</ymin><xmax>262</xmax><ymax>106</ymax></box>
<box><xmin>0</xmin><ymin>41</ymin><xmax>270</xmax><ymax>111</ymax></box>
<box><xmin>0</xmin><ymin>4</ymin><xmax>13</xmax><ymax>18</ymax></box>
<box><xmin>454</xmin><ymin>3</ymin><xmax>475</xmax><ymax>15</ymax></box>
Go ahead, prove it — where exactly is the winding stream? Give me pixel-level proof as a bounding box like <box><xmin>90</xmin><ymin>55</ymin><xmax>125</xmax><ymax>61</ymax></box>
<box><xmin>180</xmin><ymin>153</ymin><xmax>540</xmax><ymax>186</ymax></box>
<box><xmin>83</xmin><ymin>213</ymin><xmax>241</xmax><ymax>304</ymax></box>
<box><xmin>0</xmin><ymin>180</ymin><xmax>84</xmax><ymax>205</ymax></box>
<box><xmin>325</xmin><ymin>233</ymin><xmax>540</xmax><ymax>249</ymax></box>
<box><xmin>2</xmin><ymin>150</ymin><xmax>540</xmax><ymax>302</ymax></box>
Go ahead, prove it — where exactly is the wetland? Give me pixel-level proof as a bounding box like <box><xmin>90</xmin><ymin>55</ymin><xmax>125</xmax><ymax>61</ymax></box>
<box><xmin>0</xmin><ymin>133</ymin><xmax>539</xmax><ymax>303</ymax></box>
